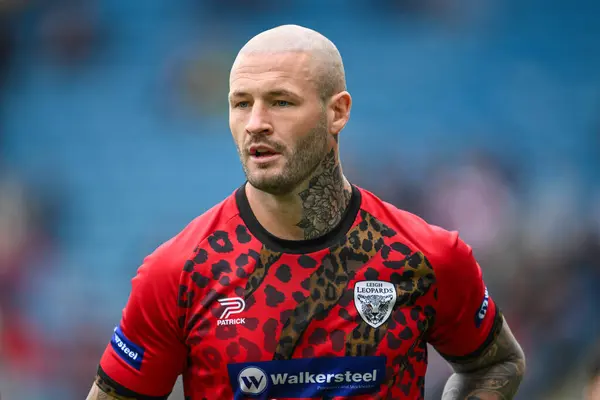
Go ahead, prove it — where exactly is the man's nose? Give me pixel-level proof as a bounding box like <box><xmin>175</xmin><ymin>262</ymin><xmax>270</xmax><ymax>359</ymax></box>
<box><xmin>245</xmin><ymin>104</ymin><xmax>273</xmax><ymax>136</ymax></box>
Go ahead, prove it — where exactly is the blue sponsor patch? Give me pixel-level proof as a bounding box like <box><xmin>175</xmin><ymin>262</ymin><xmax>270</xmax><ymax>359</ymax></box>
<box><xmin>474</xmin><ymin>287</ymin><xmax>490</xmax><ymax>328</ymax></box>
<box><xmin>110</xmin><ymin>326</ymin><xmax>144</xmax><ymax>370</ymax></box>
<box><xmin>227</xmin><ymin>356</ymin><xmax>386</xmax><ymax>399</ymax></box>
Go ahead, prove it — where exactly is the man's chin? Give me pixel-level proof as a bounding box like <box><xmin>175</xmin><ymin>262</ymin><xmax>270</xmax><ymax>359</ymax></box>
<box><xmin>247</xmin><ymin>175</ymin><xmax>297</xmax><ymax>196</ymax></box>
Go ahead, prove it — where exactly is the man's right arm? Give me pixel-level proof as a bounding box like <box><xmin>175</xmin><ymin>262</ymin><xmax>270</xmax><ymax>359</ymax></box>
<box><xmin>86</xmin><ymin>373</ymin><xmax>138</xmax><ymax>400</ymax></box>
<box><xmin>86</xmin><ymin>382</ymin><xmax>109</xmax><ymax>400</ymax></box>
<box><xmin>86</xmin><ymin>365</ymin><xmax>176</xmax><ymax>400</ymax></box>
<box><xmin>86</xmin><ymin>376</ymin><xmax>122</xmax><ymax>400</ymax></box>
<box><xmin>91</xmin><ymin>247</ymin><xmax>187</xmax><ymax>400</ymax></box>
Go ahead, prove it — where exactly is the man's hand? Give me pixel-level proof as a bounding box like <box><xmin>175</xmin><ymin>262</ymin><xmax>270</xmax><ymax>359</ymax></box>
<box><xmin>441</xmin><ymin>316</ymin><xmax>526</xmax><ymax>400</ymax></box>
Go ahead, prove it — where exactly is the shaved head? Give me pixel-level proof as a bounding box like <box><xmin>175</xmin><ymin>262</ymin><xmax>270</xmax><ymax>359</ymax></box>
<box><xmin>232</xmin><ymin>24</ymin><xmax>346</xmax><ymax>101</ymax></box>
<box><xmin>229</xmin><ymin>25</ymin><xmax>352</xmax><ymax>196</ymax></box>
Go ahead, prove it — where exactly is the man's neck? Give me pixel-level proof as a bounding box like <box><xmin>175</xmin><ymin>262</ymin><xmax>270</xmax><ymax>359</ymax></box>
<box><xmin>246</xmin><ymin>150</ymin><xmax>353</xmax><ymax>241</ymax></box>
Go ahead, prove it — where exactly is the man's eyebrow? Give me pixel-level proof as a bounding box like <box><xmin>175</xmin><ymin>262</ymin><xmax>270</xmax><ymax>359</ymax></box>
<box><xmin>229</xmin><ymin>89</ymin><xmax>301</xmax><ymax>98</ymax></box>
<box><xmin>265</xmin><ymin>89</ymin><xmax>300</xmax><ymax>98</ymax></box>
<box><xmin>229</xmin><ymin>90</ymin><xmax>249</xmax><ymax>98</ymax></box>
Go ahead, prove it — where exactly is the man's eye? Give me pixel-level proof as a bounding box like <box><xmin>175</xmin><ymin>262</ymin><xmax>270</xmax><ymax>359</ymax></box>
<box><xmin>275</xmin><ymin>100</ymin><xmax>291</xmax><ymax>107</ymax></box>
<box><xmin>235</xmin><ymin>101</ymin><xmax>249</xmax><ymax>108</ymax></box>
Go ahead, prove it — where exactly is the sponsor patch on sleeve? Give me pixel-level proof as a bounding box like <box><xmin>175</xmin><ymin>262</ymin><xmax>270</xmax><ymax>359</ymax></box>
<box><xmin>110</xmin><ymin>326</ymin><xmax>145</xmax><ymax>370</ymax></box>
<box><xmin>474</xmin><ymin>287</ymin><xmax>490</xmax><ymax>328</ymax></box>
<box><xmin>227</xmin><ymin>356</ymin><xmax>386</xmax><ymax>399</ymax></box>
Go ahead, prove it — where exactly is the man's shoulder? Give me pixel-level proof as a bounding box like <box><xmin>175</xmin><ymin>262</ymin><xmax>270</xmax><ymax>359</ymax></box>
<box><xmin>358</xmin><ymin>186</ymin><xmax>461</xmax><ymax>261</ymax></box>
<box><xmin>149</xmin><ymin>190</ymin><xmax>241</xmax><ymax>272</ymax></box>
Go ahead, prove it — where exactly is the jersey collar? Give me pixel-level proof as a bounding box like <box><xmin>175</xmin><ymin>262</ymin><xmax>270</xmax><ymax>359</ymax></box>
<box><xmin>235</xmin><ymin>183</ymin><xmax>362</xmax><ymax>254</ymax></box>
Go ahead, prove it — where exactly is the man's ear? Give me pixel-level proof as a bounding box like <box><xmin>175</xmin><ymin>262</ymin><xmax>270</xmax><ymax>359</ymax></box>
<box><xmin>328</xmin><ymin>91</ymin><xmax>352</xmax><ymax>138</ymax></box>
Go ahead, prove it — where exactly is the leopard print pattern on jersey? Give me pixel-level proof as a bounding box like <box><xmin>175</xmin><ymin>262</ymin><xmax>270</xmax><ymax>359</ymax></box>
<box><xmin>269</xmin><ymin>210</ymin><xmax>393</xmax><ymax>360</ymax></box>
<box><xmin>179</xmin><ymin>210</ymin><xmax>438</xmax><ymax>399</ymax></box>
<box><xmin>244</xmin><ymin>248</ymin><xmax>282</xmax><ymax>299</ymax></box>
<box><xmin>345</xmin><ymin>219</ymin><xmax>434</xmax><ymax>352</ymax></box>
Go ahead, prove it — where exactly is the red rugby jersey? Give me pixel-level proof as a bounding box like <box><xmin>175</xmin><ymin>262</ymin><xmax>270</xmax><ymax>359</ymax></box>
<box><xmin>98</xmin><ymin>184</ymin><xmax>502</xmax><ymax>399</ymax></box>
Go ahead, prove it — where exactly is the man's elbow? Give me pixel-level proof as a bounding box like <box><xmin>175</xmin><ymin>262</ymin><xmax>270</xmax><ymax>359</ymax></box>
<box><xmin>507</xmin><ymin>331</ymin><xmax>527</xmax><ymax>380</ymax></box>
<box><xmin>508</xmin><ymin>350</ymin><xmax>527</xmax><ymax>385</ymax></box>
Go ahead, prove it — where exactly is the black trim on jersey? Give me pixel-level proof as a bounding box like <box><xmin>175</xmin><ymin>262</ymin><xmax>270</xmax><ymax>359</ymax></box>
<box><xmin>438</xmin><ymin>307</ymin><xmax>504</xmax><ymax>364</ymax></box>
<box><xmin>236</xmin><ymin>183</ymin><xmax>362</xmax><ymax>254</ymax></box>
<box><xmin>97</xmin><ymin>366</ymin><xmax>170</xmax><ymax>400</ymax></box>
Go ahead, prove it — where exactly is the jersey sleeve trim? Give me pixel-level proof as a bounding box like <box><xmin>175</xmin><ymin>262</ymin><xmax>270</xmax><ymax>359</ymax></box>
<box><xmin>97</xmin><ymin>366</ymin><xmax>170</xmax><ymax>400</ymax></box>
<box><xmin>437</xmin><ymin>307</ymin><xmax>504</xmax><ymax>364</ymax></box>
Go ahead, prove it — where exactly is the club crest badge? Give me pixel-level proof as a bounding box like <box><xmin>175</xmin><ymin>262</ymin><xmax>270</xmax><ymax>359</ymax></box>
<box><xmin>354</xmin><ymin>281</ymin><xmax>397</xmax><ymax>328</ymax></box>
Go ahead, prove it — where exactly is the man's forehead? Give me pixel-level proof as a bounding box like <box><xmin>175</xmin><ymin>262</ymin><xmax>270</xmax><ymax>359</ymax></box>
<box><xmin>231</xmin><ymin>52</ymin><xmax>314</xmax><ymax>80</ymax></box>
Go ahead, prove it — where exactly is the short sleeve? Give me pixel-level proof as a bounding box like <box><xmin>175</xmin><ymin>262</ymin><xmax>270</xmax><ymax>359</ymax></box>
<box><xmin>98</xmin><ymin>247</ymin><xmax>187</xmax><ymax>398</ymax></box>
<box><xmin>427</xmin><ymin>233</ymin><xmax>503</xmax><ymax>361</ymax></box>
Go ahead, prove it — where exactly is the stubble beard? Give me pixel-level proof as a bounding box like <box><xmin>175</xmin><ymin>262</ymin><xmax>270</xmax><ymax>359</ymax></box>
<box><xmin>240</xmin><ymin>116</ymin><xmax>330</xmax><ymax>196</ymax></box>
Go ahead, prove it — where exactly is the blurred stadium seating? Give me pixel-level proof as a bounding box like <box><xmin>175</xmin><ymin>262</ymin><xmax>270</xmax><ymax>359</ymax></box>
<box><xmin>0</xmin><ymin>0</ymin><xmax>599</xmax><ymax>399</ymax></box>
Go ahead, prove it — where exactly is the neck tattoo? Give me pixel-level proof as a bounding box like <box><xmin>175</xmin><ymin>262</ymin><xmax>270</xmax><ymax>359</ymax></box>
<box><xmin>296</xmin><ymin>150</ymin><xmax>352</xmax><ymax>240</ymax></box>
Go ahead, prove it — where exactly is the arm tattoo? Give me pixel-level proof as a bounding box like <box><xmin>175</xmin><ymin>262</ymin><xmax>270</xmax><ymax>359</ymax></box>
<box><xmin>85</xmin><ymin>374</ymin><xmax>137</xmax><ymax>400</ymax></box>
<box><xmin>442</xmin><ymin>317</ymin><xmax>526</xmax><ymax>400</ymax></box>
<box><xmin>296</xmin><ymin>149</ymin><xmax>352</xmax><ymax>240</ymax></box>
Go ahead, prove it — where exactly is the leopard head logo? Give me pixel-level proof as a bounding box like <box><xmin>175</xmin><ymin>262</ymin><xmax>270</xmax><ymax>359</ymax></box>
<box><xmin>356</xmin><ymin>294</ymin><xmax>394</xmax><ymax>327</ymax></box>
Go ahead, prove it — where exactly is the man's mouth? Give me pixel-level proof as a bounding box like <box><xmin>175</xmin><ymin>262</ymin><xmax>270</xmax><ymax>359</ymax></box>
<box><xmin>249</xmin><ymin>145</ymin><xmax>280</xmax><ymax>159</ymax></box>
<box><xmin>252</xmin><ymin>149</ymin><xmax>276</xmax><ymax>157</ymax></box>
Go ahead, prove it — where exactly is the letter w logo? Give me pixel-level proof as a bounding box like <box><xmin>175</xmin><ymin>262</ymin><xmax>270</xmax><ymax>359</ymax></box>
<box><xmin>217</xmin><ymin>297</ymin><xmax>245</xmax><ymax>319</ymax></box>
<box><xmin>241</xmin><ymin>375</ymin><xmax>264</xmax><ymax>390</ymax></box>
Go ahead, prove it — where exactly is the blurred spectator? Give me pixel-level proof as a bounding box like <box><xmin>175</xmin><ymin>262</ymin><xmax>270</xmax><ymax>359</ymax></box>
<box><xmin>0</xmin><ymin>20</ymin><xmax>13</xmax><ymax>91</ymax></box>
<box><xmin>0</xmin><ymin>167</ymin><xmax>45</xmax><ymax>310</ymax></box>
<box><xmin>0</xmin><ymin>162</ymin><xmax>60</xmax><ymax>396</ymax></box>
<box><xmin>370</xmin><ymin>166</ymin><xmax>427</xmax><ymax>219</ymax></box>
<box><xmin>201</xmin><ymin>0</ymin><xmax>276</xmax><ymax>19</ymax></box>
<box><xmin>38</xmin><ymin>1</ymin><xmax>103</xmax><ymax>68</ymax></box>
<box><xmin>367</xmin><ymin>0</ymin><xmax>496</xmax><ymax>28</ymax></box>
<box><xmin>423</xmin><ymin>150</ymin><xmax>519</xmax><ymax>264</ymax></box>
<box><xmin>158</xmin><ymin>23</ymin><xmax>235</xmax><ymax>122</ymax></box>
<box><xmin>169</xmin><ymin>47</ymin><xmax>231</xmax><ymax>118</ymax></box>
<box><xmin>0</xmin><ymin>0</ymin><xmax>23</xmax><ymax>99</ymax></box>
<box><xmin>375</xmin><ymin>0</ymin><xmax>452</xmax><ymax>18</ymax></box>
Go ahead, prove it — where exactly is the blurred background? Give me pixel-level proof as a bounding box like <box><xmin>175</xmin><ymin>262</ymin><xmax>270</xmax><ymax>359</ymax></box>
<box><xmin>0</xmin><ymin>0</ymin><xmax>599</xmax><ymax>399</ymax></box>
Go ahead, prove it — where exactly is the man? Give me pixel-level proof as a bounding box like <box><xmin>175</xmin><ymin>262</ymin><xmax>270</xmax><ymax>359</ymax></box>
<box><xmin>87</xmin><ymin>25</ymin><xmax>525</xmax><ymax>399</ymax></box>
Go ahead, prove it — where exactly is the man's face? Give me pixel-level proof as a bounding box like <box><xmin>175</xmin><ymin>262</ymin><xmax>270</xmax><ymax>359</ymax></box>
<box><xmin>229</xmin><ymin>52</ymin><xmax>330</xmax><ymax>195</ymax></box>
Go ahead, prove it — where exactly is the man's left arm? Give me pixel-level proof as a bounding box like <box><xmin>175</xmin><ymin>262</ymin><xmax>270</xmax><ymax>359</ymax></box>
<box><xmin>425</xmin><ymin>230</ymin><xmax>526</xmax><ymax>400</ymax></box>
<box><xmin>441</xmin><ymin>315</ymin><xmax>526</xmax><ymax>400</ymax></box>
